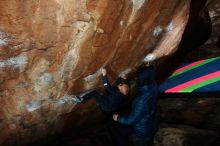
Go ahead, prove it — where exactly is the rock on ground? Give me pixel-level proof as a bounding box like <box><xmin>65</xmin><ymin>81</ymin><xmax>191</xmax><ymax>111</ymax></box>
<box><xmin>159</xmin><ymin>97</ymin><xmax>220</xmax><ymax>131</ymax></box>
<box><xmin>155</xmin><ymin>124</ymin><xmax>219</xmax><ymax>146</ymax></box>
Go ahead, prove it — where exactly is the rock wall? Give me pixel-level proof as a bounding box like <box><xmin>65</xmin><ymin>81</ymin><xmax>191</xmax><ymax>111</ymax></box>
<box><xmin>206</xmin><ymin>0</ymin><xmax>220</xmax><ymax>45</ymax></box>
<box><xmin>0</xmin><ymin>0</ymin><xmax>190</xmax><ymax>145</ymax></box>
<box><xmin>184</xmin><ymin>0</ymin><xmax>220</xmax><ymax>60</ymax></box>
<box><xmin>159</xmin><ymin>97</ymin><xmax>220</xmax><ymax>131</ymax></box>
<box><xmin>155</xmin><ymin>124</ymin><xmax>219</xmax><ymax>146</ymax></box>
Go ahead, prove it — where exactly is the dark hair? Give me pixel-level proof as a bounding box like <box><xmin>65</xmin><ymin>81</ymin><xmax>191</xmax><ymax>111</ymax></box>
<box><xmin>115</xmin><ymin>77</ymin><xmax>130</xmax><ymax>87</ymax></box>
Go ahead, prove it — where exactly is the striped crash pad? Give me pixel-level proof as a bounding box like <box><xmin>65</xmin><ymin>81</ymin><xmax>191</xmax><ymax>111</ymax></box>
<box><xmin>159</xmin><ymin>56</ymin><xmax>220</xmax><ymax>93</ymax></box>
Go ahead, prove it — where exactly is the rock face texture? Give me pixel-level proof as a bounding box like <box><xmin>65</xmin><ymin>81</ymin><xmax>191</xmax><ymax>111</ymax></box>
<box><xmin>206</xmin><ymin>0</ymin><xmax>220</xmax><ymax>45</ymax></box>
<box><xmin>159</xmin><ymin>97</ymin><xmax>220</xmax><ymax>132</ymax></box>
<box><xmin>185</xmin><ymin>0</ymin><xmax>220</xmax><ymax>60</ymax></box>
<box><xmin>155</xmin><ymin>124</ymin><xmax>219</xmax><ymax>146</ymax></box>
<box><xmin>0</xmin><ymin>0</ymin><xmax>190</xmax><ymax>145</ymax></box>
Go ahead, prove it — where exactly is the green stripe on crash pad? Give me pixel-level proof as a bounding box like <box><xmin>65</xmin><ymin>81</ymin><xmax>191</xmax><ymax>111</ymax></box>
<box><xmin>180</xmin><ymin>76</ymin><xmax>220</xmax><ymax>93</ymax></box>
<box><xmin>170</xmin><ymin>57</ymin><xmax>220</xmax><ymax>78</ymax></box>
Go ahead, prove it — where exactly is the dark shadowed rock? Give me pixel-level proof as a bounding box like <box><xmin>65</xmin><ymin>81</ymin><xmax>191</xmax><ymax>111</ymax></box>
<box><xmin>159</xmin><ymin>97</ymin><xmax>220</xmax><ymax>131</ymax></box>
<box><xmin>155</xmin><ymin>124</ymin><xmax>219</xmax><ymax>146</ymax></box>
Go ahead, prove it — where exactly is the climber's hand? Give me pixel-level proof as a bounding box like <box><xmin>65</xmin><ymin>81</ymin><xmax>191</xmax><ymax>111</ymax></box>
<box><xmin>101</xmin><ymin>68</ymin><xmax>107</xmax><ymax>76</ymax></box>
<box><xmin>113</xmin><ymin>114</ymin><xmax>118</xmax><ymax>121</ymax></box>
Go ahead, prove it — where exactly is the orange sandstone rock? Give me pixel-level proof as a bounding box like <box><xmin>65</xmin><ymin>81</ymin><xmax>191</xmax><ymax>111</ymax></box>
<box><xmin>0</xmin><ymin>0</ymin><xmax>190</xmax><ymax>145</ymax></box>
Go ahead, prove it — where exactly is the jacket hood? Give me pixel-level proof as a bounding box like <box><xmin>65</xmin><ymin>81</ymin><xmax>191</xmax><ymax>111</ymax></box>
<box><xmin>136</xmin><ymin>66</ymin><xmax>155</xmax><ymax>86</ymax></box>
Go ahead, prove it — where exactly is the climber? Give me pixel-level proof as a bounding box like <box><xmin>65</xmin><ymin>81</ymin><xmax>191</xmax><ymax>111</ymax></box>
<box><xmin>112</xmin><ymin>66</ymin><xmax>159</xmax><ymax>146</ymax></box>
<box><xmin>75</xmin><ymin>68</ymin><xmax>130</xmax><ymax>112</ymax></box>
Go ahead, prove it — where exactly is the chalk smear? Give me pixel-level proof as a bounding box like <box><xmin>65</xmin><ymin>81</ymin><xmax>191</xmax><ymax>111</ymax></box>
<box><xmin>166</xmin><ymin>22</ymin><xmax>173</xmax><ymax>32</ymax></box>
<box><xmin>132</xmin><ymin>0</ymin><xmax>146</xmax><ymax>10</ymax></box>
<box><xmin>58</xmin><ymin>95</ymin><xmax>78</xmax><ymax>104</ymax></box>
<box><xmin>34</xmin><ymin>72</ymin><xmax>52</xmax><ymax>93</ymax></box>
<box><xmin>120</xmin><ymin>21</ymin><xmax>124</xmax><ymax>26</ymax></box>
<box><xmin>38</xmin><ymin>73</ymin><xmax>53</xmax><ymax>85</ymax></box>
<box><xmin>153</xmin><ymin>26</ymin><xmax>162</xmax><ymax>37</ymax></box>
<box><xmin>26</xmin><ymin>100</ymin><xmax>43</xmax><ymax>112</ymax></box>
<box><xmin>143</xmin><ymin>53</ymin><xmax>156</xmax><ymax>62</ymax></box>
<box><xmin>83</xmin><ymin>71</ymin><xmax>99</xmax><ymax>82</ymax></box>
<box><xmin>128</xmin><ymin>0</ymin><xmax>146</xmax><ymax>25</ymax></box>
<box><xmin>119</xmin><ymin>68</ymin><xmax>132</xmax><ymax>78</ymax></box>
<box><xmin>0</xmin><ymin>32</ymin><xmax>9</xmax><ymax>46</ymax></box>
<box><xmin>0</xmin><ymin>55</ymin><xmax>28</xmax><ymax>70</ymax></box>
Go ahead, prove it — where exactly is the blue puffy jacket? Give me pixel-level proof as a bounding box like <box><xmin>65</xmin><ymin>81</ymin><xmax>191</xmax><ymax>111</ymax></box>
<box><xmin>82</xmin><ymin>75</ymin><xmax>125</xmax><ymax>112</ymax></box>
<box><xmin>98</xmin><ymin>76</ymin><xmax>125</xmax><ymax>112</ymax></box>
<box><xmin>118</xmin><ymin>67</ymin><xmax>159</xmax><ymax>138</ymax></box>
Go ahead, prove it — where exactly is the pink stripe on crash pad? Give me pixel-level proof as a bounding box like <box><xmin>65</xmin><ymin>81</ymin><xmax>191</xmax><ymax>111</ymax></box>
<box><xmin>165</xmin><ymin>71</ymin><xmax>220</xmax><ymax>93</ymax></box>
<box><xmin>173</xmin><ymin>60</ymin><xmax>204</xmax><ymax>74</ymax></box>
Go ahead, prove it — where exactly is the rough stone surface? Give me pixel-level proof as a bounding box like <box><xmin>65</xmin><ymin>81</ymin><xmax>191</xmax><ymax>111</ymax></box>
<box><xmin>0</xmin><ymin>0</ymin><xmax>190</xmax><ymax>145</ymax></box>
<box><xmin>206</xmin><ymin>0</ymin><xmax>220</xmax><ymax>46</ymax></box>
<box><xmin>159</xmin><ymin>97</ymin><xmax>220</xmax><ymax>131</ymax></box>
<box><xmin>154</xmin><ymin>124</ymin><xmax>219</xmax><ymax>146</ymax></box>
<box><xmin>31</xmin><ymin>123</ymin><xmax>220</xmax><ymax>146</ymax></box>
<box><xmin>184</xmin><ymin>0</ymin><xmax>220</xmax><ymax>60</ymax></box>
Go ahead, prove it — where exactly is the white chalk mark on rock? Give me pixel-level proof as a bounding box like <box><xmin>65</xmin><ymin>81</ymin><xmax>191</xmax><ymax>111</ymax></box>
<box><xmin>0</xmin><ymin>39</ymin><xmax>7</xmax><ymax>46</ymax></box>
<box><xmin>132</xmin><ymin>0</ymin><xmax>146</xmax><ymax>10</ymax></box>
<box><xmin>143</xmin><ymin>53</ymin><xmax>156</xmax><ymax>62</ymax></box>
<box><xmin>0</xmin><ymin>32</ymin><xmax>9</xmax><ymax>46</ymax></box>
<box><xmin>39</xmin><ymin>73</ymin><xmax>53</xmax><ymax>85</ymax></box>
<box><xmin>119</xmin><ymin>68</ymin><xmax>132</xmax><ymax>79</ymax></box>
<box><xmin>120</xmin><ymin>21</ymin><xmax>124</xmax><ymax>26</ymax></box>
<box><xmin>83</xmin><ymin>72</ymin><xmax>98</xmax><ymax>82</ymax></box>
<box><xmin>59</xmin><ymin>21</ymin><xmax>92</xmax><ymax>80</ymax></box>
<box><xmin>97</xmin><ymin>28</ymin><xmax>104</xmax><ymax>33</ymax></box>
<box><xmin>166</xmin><ymin>22</ymin><xmax>173</xmax><ymax>32</ymax></box>
<box><xmin>26</xmin><ymin>100</ymin><xmax>43</xmax><ymax>112</ymax></box>
<box><xmin>0</xmin><ymin>55</ymin><xmax>28</xmax><ymax>70</ymax></box>
<box><xmin>153</xmin><ymin>26</ymin><xmax>162</xmax><ymax>37</ymax></box>
<box><xmin>72</xmin><ymin>21</ymin><xmax>90</xmax><ymax>32</ymax></box>
<box><xmin>58</xmin><ymin>95</ymin><xmax>79</xmax><ymax>104</ymax></box>
<box><xmin>34</xmin><ymin>72</ymin><xmax>53</xmax><ymax>93</ymax></box>
<box><xmin>128</xmin><ymin>0</ymin><xmax>146</xmax><ymax>25</ymax></box>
